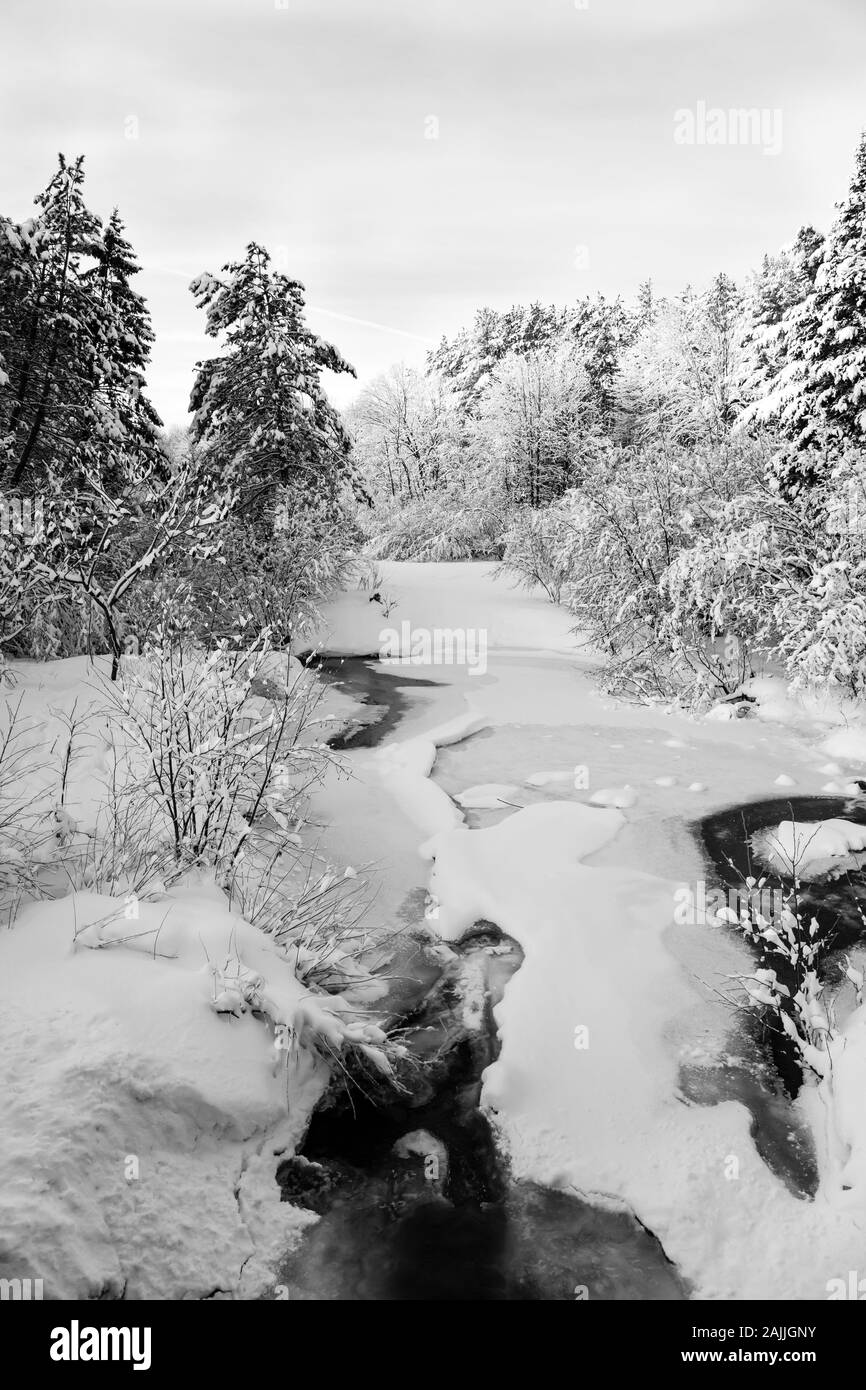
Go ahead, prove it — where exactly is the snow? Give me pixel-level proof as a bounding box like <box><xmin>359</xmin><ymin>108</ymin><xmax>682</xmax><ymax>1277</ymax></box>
<box><xmin>362</xmin><ymin>560</ymin><xmax>866</xmax><ymax>1299</ymax></box>
<box><xmin>455</xmin><ymin>783</ymin><xmax>522</xmax><ymax>809</ymax></box>
<box><xmin>0</xmin><ymin>885</ymin><xmax>341</xmax><ymax>1298</ymax></box>
<box><xmin>589</xmin><ymin>784</ymin><xmax>637</xmax><ymax>808</ymax></box>
<box><xmin>821</xmin><ymin>726</ymin><xmax>866</xmax><ymax>765</ymax></box>
<box><xmin>374</xmin><ymin>711</ymin><xmax>489</xmax><ymax>837</ymax></box>
<box><xmin>306</xmin><ymin>559</ymin><xmax>579</xmax><ymax>660</ymax></box>
<box><xmin>705</xmin><ymin>702</ymin><xmax>735</xmax><ymax>721</ymax></box>
<box><xmin>392</xmin><ymin>1129</ymin><xmax>449</xmax><ymax>1184</ymax></box>
<box><xmin>419</xmin><ymin>741</ymin><xmax>866</xmax><ymax>1299</ymax></box>
<box><xmin>752</xmin><ymin>817</ymin><xmax>866</xmax><ymax>877</ymax></box>
<box><xmin>525</xmin><ymin>769</ymin><xmax>576</xmax><ymax>788</ymax></box>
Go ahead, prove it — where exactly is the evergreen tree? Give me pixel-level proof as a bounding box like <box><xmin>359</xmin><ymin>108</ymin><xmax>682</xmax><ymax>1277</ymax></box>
<box><xmin>805</xmin><ymin>132</ymin><xmax>866</xmax><ymax>443</ymax></box>
<box><xmin>79</xmin><ymin>209</ymin><xmax>164</xmax><ymax>488</ymax></box>
<box><xmin>189</xmin><ymin>242</ymin><xmax>355</xmax><ymax>519</ymax></box>
<box><xmin>739</xmin><ymin>226</ymin><xmax>824</xmax><ymax>441</ymax></box>
<box><xmin>0</xmin><ymin>155</ymin><xmax>161</xmax><ymax>492</ymax></box>
<box><xmin>744</xmin><ymin>135</ymin><xmax>866</xmax><ymax>464</ymax></box>
<box><xmin>1</xmin><ymin>155</ymin><xmax>100</xmax><ymax>486</ymax></box>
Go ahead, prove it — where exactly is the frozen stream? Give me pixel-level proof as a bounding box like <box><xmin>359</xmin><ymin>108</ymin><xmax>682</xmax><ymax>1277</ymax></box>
<box><xmin>276</xmin><ymin>656</ymin><xmax>688</xmax><ymax>1299</ymax></box>
<box><xmin>276</xmin><ymin>561</ymin><xmax>866</xmax><ymax>1299</ymax></box>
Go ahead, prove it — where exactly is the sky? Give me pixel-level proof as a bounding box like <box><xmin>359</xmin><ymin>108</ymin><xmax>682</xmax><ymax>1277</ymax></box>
<box><xmin>2</xmin><ymin>0</ymin><xmax>865</xmax><ymax>427</ymax></box>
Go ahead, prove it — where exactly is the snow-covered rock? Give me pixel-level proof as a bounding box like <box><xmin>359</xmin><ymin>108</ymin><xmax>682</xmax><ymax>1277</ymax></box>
<box><xmin>590</xmin><ymin>784</ymin><xmax>637</xmax><ymax>808</ymax></box>
<box><xmin>752</xmin><ymin>818</ymin><xmax>866</xmax><ymax>877</ymax></box>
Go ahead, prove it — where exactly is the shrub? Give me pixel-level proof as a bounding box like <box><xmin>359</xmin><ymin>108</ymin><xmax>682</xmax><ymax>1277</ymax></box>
<box><xmin>103</xmin><ymin>628</ymin><xmax>337</xmax><ymax>880</ymax></box>
<box><xmin>365</xmin><ymin>489</ymin><xmax>511</xmax><ymax>561</ymax></box>
<box><xmin>498</xmin><ymin>507</ymin><xmax>575</xmax><ymax>603</ymax></box>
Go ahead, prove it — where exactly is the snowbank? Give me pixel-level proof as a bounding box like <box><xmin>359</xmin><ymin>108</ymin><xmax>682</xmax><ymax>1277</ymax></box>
<box><xmin>752</xmin><ymin>817</ymin><xmax>866</xmax><ymax>877</ymax></box>
<box><xmin>0</xmin><ymin>883</ymin><xmax>388</xmax><ymax>1299</ymax></box>
<box><xmin>375</xmin><ymin>710</ymin><xmax>488</xmax><ymax>838</ymax></box>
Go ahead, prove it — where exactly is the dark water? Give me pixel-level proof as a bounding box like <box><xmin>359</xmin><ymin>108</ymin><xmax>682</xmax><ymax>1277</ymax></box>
<box><xmin>700</xmin><ymin>792</ymin><xmax>866</xmax><ymax>952</ymax></box>
<box><xmin>298</xmin><ymin>652</ymin><xmax>444</xmax><ymax>750</ymax></box>
<box><xmin>275</xmin><ymin>927</ymin><xmax>687</xmax><ymax>1300</ymax></box>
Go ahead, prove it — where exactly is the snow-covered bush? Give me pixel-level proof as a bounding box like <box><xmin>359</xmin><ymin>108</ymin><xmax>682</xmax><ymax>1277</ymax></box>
<box><xmin>658</xmin><ymin>499</ymin><xmax>777</xmax><ymax>698</ymax></box>
<box><xmin>720</xmin><ymin>875</ymin><xmax>837</xmax><ymax>1080</ymax></box>
<box><xmin>769</xmin><ymin>449</ymin><xmax>866</xmax><ymax>696</ymax></box>
<box><xmin>777</xmin><ymin>555</ymin><xmax>866</xmax><ymax>697</ymax></box>
<box><xmin>498</xmin><ymin>506</ymin><xmax>576</xmax><ymax>603</ymax></box>
<box><xmin>0</xmin><ymin>461</ymin><xmax>231</xmax><ymax>672</ymax></box>
<box><xmin>365</xmin><ymin>488</ymin><xmax>511</xmax><ymax>561</ymax></box>
<box><xmin>716</xmin><ymin>833</ymin><xmax>863</xmax><ymax>1094</ymax></box>
<box><xmin>132</xmin><ymin>491</ymin><xmax>361</xmax><ymax>651</ymax></box>
<box><xmin>104</xmin><ymin>628</ymin><xmax>338</xmax><ymax>878</ymax></box>
<box><xmin>225</xmin><ymin>846</ymin><xmax>386</xmax><ymax>1003</ymax></box>
<box><xmin>497</xmin><ymin>432</ymin><xmax>866</xmax><ymax>708</ymax></box>
<box><xmin>526</xmin><ymin>438</ymin><xmax>769</xmax><ymax>703</ymax></box>
<box><xmin>346</xmin><ymin>364</ymin><xmax>465</xmax><ymax>505</ymax></box>
<box><xmin>615</xmin><ymin>275</ymin><xmax>746</xmax><ymax>448</ymax></box>
<box><xmin>0</xmin><ymin>700</ymin><xmax>41</xmax><ymax>911</ymax></box>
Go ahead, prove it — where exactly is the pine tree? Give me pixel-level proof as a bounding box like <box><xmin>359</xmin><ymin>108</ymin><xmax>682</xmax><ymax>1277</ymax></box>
<box><xmin>0</xmin><ymin>155</ymin><xmax>161</xmax><ymax>492</ymax></box>
<box><xmin>189</xmin><ymin>242</ymin><xmax>355</xmax><ymax>520</ymax></box>
<box><xmin>805</xmin><ymin>132</ymin><xmax>866</xmax><ymax>443</ymax></box>
<box><xmin>0</xmin><ymin>155</ymin><xmax>100</xmax><ymax>487</ymax></box>
<box><xmin>747</xmin><ymin>136</ymin><xmax>866</xmax><ymax>460</ymax></box>
<box><xmin>79</xmin><ymin>208</ymin><xmax>163</xmax><ymax>489</ymax></box>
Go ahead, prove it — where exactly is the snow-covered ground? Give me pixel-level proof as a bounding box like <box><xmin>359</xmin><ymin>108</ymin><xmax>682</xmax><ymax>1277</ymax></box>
<box><xmin>6</xmin><ymin>560</ymin><xmax>866</xmax><ymax>1299</ymax></box>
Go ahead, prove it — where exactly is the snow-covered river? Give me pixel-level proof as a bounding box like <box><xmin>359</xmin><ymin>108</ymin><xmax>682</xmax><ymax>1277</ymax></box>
<box><xmin>286</xmin><ymin>561</ymin><xmax>866</xmax><ymax>1299</ymax></box>
<box><xmin>278</xmin><ymin>654</ymin><xmax>687</xmax><ymax>1299</ymax></box>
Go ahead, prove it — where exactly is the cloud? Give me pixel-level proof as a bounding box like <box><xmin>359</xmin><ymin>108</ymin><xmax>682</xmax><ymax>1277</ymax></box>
<box><xmin>2</xmin><ymin>0</ymin><xmax>864</xmax><ymax>425</ymax></box>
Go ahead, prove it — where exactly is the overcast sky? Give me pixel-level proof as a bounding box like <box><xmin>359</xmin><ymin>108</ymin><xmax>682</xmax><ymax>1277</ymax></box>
<box><xmin>2</xmin><ymin>0</ymin><xmax>865</xmax><ymax>426</ymax></box>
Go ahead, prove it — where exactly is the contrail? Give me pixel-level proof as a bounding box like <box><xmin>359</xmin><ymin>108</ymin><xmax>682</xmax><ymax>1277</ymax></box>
<box><xmin>307</xmin><ymin>305</ymin><xmax>436</xmax><ymax>346</ymax></box>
